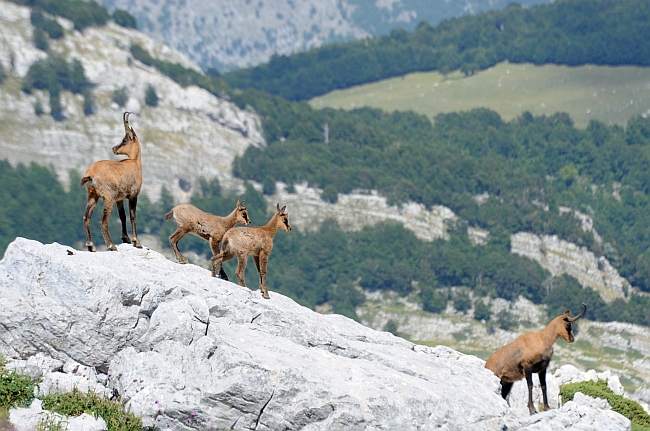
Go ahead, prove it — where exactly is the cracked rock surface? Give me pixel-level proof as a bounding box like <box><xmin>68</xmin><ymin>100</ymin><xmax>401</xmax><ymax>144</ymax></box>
<box><xmin>0</xmin><ymin>238</ymin><xmax>631</xmax><ymax>430</ymax></box>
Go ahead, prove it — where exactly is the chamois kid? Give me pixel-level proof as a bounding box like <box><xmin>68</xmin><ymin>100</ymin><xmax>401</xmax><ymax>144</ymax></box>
<box><xmin>164</xmin><ymin>199</ymin><xmax>251</xmax><ymax>278</ymax></box>
<box><xmin>485</xmin><ymin>304</ymin><xmax>587</xmax><ymax>414</ymax></box>
<box><xmin>211</xmin><ymin>204</ymin><xmax>291</xmax><ymax>299</ymax></box>
<box><xmin>81</xmin><ymin>112</ymin><xmax>142</xmax><ymax>252</ymax></box>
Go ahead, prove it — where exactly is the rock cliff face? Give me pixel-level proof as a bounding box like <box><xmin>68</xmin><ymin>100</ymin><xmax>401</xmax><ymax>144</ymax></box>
<box><xmin>0</xmin><ymin>238</ymin><xmax>632</xmax><ymax>430</ymax></box>
<box><xmin>0</xmin><ymin>0</ymin><xmax>262</xmax><ymax>203</ymax></box>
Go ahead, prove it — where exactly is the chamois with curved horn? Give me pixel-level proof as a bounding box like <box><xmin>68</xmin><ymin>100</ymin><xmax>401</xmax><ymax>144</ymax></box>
<box><xmin>211</xmin><ymin>204</ymin><xmax>291</xmax><ymax>299</ymax></box>
<box><xmin>485</xmin><ymin>304</ymin><xmax>587</xmax><ymax>414</ymax></box>
<box><xmin>164</xmin><ymin>198</ymin><xmax>251</xmax><ymax>278</ymax></box>
<box><xmin>81</xmin><ymin>112</ymin><xmax>143</xmax><ymax>251</ymax></box>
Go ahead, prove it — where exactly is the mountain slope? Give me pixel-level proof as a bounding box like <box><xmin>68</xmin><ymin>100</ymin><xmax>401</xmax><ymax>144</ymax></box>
<box><xmin>98</xmin><ymin>0</ymin><xmax>552</xmax><ymax>71</ymax></box>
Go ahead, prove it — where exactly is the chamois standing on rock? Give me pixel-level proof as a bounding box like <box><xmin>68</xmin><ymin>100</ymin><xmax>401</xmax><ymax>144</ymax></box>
<box><xmin>211</xmin><ymin>204</ymin><xmax>291</xmax><ymax>299</ymax></box>
<box><xmin>81</xmin><ymin>112</ymin><xmax>143</xmax><ymax>252</ymax></box>
<box><xmin>164</xmin><ymin>199</ymin><xmax>251</xmax><ymax>278</ymax></box>
<box><xmin>485</xmin><ymin>303</ymin><xmax>587</xmax><ymax>414</ymax></box>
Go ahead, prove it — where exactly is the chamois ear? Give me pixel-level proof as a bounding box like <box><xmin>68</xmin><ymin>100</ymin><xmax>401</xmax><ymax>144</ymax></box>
<box><xmin>276</xmin><ymin>203</ymin><xmax>281</xmax><ymax>212</ymax></box>
<box><xmin>236</xmin><ymin>198</ymin><xmax>241</xmax><ymax>208</ymax></box>
<box><xmin>280</xmin><ymin>205</ymin><xmax>287</xmax><ymax>214</ymax></box>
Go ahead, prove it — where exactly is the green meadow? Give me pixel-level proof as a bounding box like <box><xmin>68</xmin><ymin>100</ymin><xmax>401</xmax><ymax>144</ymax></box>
<box><xmin>310</xmin><ymin>62</ymin><xmax>650</xmax><ymax>128</ymax></box>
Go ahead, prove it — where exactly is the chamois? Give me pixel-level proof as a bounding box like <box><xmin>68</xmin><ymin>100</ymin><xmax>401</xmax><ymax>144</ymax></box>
<box><xmin>485</xmin><ymin>303</ymin><xmax>587</xmax><ymax>414</ymax></box>
<box><xmin>211</xmin><ymin>204</ymin><xmax>291</xmax><ymax>299</ymax></box>
<box><xmin>164</xmin><ymin>199</ymin><xmax>251</xmax><ymax>278</ymax></box>
<box><xmin>81</xmin><ymin>112</ymin><xmax>143</xmax><ymax>252</ymax></box>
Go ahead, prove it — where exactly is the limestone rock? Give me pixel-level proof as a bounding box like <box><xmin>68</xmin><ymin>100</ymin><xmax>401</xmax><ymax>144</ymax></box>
<box><xmin>0</xmin><ymin>238</ymin><xmax>631</xmax><ymax>430</ymax></box>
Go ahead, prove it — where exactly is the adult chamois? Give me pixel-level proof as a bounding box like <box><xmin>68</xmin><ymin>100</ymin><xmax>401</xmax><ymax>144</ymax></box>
<box><xmin>81</xmin><ymin>112</ymin><xmax>143</xmax><ymax>252</ymax></box>
<box><xmin>164</xmin><ymin>199</ymin><xmax>251</xmax><ymax>278</ymax></box>
<box><xmin>211</xmin><ymin>204</ymin><xmax>291</xmax><ymax>299</ymax></box>
<box><xmin>485</xmin><ymin>304</ymin><xmax>587</xmax><ymax>414</ymax></box>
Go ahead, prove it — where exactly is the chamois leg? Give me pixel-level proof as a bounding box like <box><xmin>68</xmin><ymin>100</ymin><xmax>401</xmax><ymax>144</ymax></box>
<box><xmin>83</xmin><ymin>195</ymin><xmax>98</xmax><ymax>252</ymax></box>
<box><xmin>235</xmin><ymin>253</ymin><xmax>247</xmax><ymax>287</ymax></box>
<box><xmin>211</xmin><ymin>249</ymin><xmax>234</xmax><ymax>278</ymax></box>
<box><xmin>169</xmin><ymin>228</ymin><xmax>189</xmax><ymax>264</ymax></box>
<box><xmin>500</xmin><ymin>380</ymin><xmax>514</xmax><ymax>401</ymax></box>
<box><xmin>128</xmin><ymin>197</ymin><xmax>142</xmax><ymax>248</ymax></box>
<box><xmin>258</xmin><ymin>254</ymin><xmax>269</xmax><ymax>299</ymax></box>
<box><xmin>99</xmin><ymin>198</ymin><xmax>117</xmax><ymax>251</ymax></box>
<box><xmin>117</xmin><ymin>200</ymin><xmax>131</xmax><ymax>244</ymax></box>
<box><xmin>525</xmin><ymin>370</ymin><xmax>537</xmax><ymax>414</ymax></box>
<box><xmin>209</xmin><ymin>237</ymin><xmax>228</xmax><ymax>279</ymax></box>
<box><xmin>539</xmin><ymin>369</ymin><xmax>550</xmax><ymax>411</ymax></box>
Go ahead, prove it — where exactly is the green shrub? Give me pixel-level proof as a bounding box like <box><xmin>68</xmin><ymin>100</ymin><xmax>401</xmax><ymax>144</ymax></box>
<box><xmin>33</xmin><ymin>28</ymin><xmax>49</xmax><ymax>51</ymax></box>
<box><xmin>111</xmin><ymin>87</ymin><xmax>128</xmax><ymax>107</ymax></box>
<box><xmin>262</xmin><ymin>175</ymin><xmax>276</xmax><ymax>195</ymax></box>
<box><xmin>0</xmin><ymin>358</ymin><xmax>38</xmax><ymax>408</ymax></box>
<box><xmin>111</xmin><ymin>9</ymin><xmax>136</xmax><ymax>29</ymax></box>
<box><xmin>144</xmin><ymin>84</ymin><xmax>158</xmax><ymax>107</ymax></box>
<box><xmin>560</xmin><ymin>380</ymin><xmax>650</xmax><ymax>431</ymax></box>
<box><xmin>0</xmin><ymin>61</ymin><xmax>6</xmax><ymax>85</ymax></box>
<box><xmin>321</xmin><ymin>184</ymin><xmax>338</xmax><ymax>203</ymax></box>
<box><xmin>473</xmin><ymin>299</ymin><xmax>491</xmax><ymax>321</ymax></box>
<box><xmin>42</xmin><ymin>388</ymin><xmax>142</xmax><ymax>431</ymax></box>
<box><xmin>31</xmin><ymin>10</ymin><xmax>63</xmax><ymax>40</ymax></box>
<box><xmin>496</xmin><ymin>309</ymin><xmax>516</xmax><ymax>330</ymax></box>
<box><xmin>421</xmin><ymin>286</ymin><xmax>447</xmax><ymax>313</ymax></box>
<box><xmin>82</xmin><ymin>88</ymin><xmax>96</xmax><ymax>115</ymax></box>
<box><xmin>452</xmin><ymin>288</ymin><xmax>472</xmax><ymax>313</ymax></box>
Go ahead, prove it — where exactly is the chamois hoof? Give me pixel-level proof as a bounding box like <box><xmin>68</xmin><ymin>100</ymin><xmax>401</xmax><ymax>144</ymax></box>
<box><xmin>107</xmin><ymin>245</ymin><xmax>118</xmax><ymax>252</ymax></box>
<box><xmin>218</xmin><ymin>269</ymin><xmax>229</xmax><ymax>281</ymax></box>
<box><xmin>133</xmin><ymin>241</ymin><xmax>143</xmax><ymax>249</ymax></box>
<box><xmin>87</xmin><ymin>244</ymin><xmax>96</xmax><ymax>252</ymax></box>
<box><xmin>262</xmin><ymin>294</ymin><xmax>270</xmax><ymax>299</ymax></box>
<box><xmin>121</xmin><ymin>236</ymin><xmax>132</xmax><ymax>244</ymax></box>
<box><xmin>178</xmin><ymin>259</ymin><xmax>188</xmax><ymax>265</ymax></box>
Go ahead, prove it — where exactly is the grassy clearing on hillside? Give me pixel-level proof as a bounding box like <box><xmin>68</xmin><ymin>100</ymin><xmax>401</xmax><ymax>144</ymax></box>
<box><xmin>310</xmin><ymin>62</ymin><xmax>650</xmax><ymax>128</ymax></box>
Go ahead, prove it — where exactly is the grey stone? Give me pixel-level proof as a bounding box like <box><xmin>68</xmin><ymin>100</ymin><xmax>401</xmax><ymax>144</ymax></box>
<box><xmin>0</xmin><ymin>238</ymin><xmax>631</xmax><ymax>430</ymax></box>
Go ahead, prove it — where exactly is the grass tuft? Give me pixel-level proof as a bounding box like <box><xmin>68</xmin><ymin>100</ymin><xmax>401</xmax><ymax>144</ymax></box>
<box><xmin>42</xmin><ymin>388</ymin><xmax>142</xmax><ymax>431</ymax></box>
<box><xmin>0</xmin><ymin>356</ymin><xmax>39</xmax><ymax>409</ymax></box>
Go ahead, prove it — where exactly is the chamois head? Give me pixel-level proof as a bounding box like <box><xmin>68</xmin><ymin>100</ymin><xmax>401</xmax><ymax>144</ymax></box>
<box><xmin>275</xmin><ymin>203</ymin><xmax>291</xmax><ymax>232</ymax></box>
<box><xmin>557</xmin><ymin>303</ymin><xmax>587</xmax><ymax>343</ymax></box>
<box><xmin>112</xmin><ymin>112</ymin><xmax>139</xmax><ymax>158</ymax></box>
<box><xmin>236</xmin><ymin>198</ymin><xmax>251</xmax><ymax>226</ymax></box>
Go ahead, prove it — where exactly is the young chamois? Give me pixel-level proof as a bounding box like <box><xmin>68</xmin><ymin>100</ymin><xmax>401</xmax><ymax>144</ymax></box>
<box><xmin>81</xmin><ymin>112</ymin><xmax>143</xmax><ymax>252</ymax></box>
<box><xmin>164</xmin><ymin>199</ymin><xmax>251</xmax><ymax>278</ymax></box>
<box><xmin>485</xmin><ymin>303</ymin><xmax>587</xmax><ymax>414</ymax></box>
<box><xmin>210</xmin><ymin>204</ymin><xmax>291</xmax><ymax>299</ymax></box>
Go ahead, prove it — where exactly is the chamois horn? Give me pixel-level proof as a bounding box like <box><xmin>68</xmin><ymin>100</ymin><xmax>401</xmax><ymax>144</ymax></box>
<box><xmin>570</xmin><ymin>303</ymin><xmax>587</xmax><ymax>322</ymax></box>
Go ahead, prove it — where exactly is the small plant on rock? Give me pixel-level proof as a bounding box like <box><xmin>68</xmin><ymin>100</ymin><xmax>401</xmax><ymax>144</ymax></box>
<box><xmin>560</xmin><ymin>380</ymin><xmax>650</xmax><ymax>431</ymax></box>
<box><xmin>42</xmin><ymin>388</ymin><xmax>142</xmax><ymax>431</ymax></box>
<box><xmin>0</xmin><ymin>356</ymin><xmax>39</xmax><ymax>408</ymax></box>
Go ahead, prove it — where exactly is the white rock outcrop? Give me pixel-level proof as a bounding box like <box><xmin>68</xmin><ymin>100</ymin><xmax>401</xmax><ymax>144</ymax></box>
<box><xmin>0</xmin><ymin>238</ymin><xmax>631</xmax><ymax>430</ymax></box>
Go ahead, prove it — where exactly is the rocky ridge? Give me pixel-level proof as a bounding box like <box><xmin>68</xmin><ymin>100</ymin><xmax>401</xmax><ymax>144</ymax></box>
<box><xmin>0</xmin><ymin>238</ymin><xmax>633</xmax><ymax>430</ymax></box>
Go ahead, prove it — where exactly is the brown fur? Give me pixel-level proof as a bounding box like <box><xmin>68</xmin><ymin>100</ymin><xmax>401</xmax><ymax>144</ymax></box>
<box><xmin>211</xmin><ymin>204</ymin><xmax>291</xmax><ymax>299</ymax></box>
<box><xmin>485</xmin><ymin>304</ymin><xmax>587</xmax><ymax>414</ymax></box>
<box><xmin>164</xmin><ymin>199</ymin><xmax>250</xmax><ymax>278</ymax></box>
<box><xmin>81</xmin><ymin>112</ymin><xmax>143</xmax><ymax>252</ymax></box>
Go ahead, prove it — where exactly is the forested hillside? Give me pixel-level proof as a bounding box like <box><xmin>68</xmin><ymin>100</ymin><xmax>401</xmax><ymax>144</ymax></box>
<box><xmin>223</xmin><ymin>0</ymin><xmax>650</xmax><ymax>101</ymax></box>
<box><xmin>2</xmin><ymin>0</ymin><xmax>650</xmax><ymax>330</ymax></box>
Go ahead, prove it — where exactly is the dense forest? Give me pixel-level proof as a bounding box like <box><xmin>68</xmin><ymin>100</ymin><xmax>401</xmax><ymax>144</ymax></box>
<box><xmin>1</xmin><ymin>161</ymin><xmax>649</xmax><ymax>326</ymax></box>
<box><xmin>223</xmin><ymin>0</ymin><xmax>650</xmax><ymax>101</ymax></box>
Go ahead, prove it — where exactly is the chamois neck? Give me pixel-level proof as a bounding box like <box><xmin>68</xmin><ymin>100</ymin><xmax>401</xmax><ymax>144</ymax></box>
<box><xmin>540</xmin><ymin>317</ymin><xmax>563</xmax><ymax>346</ymax></box>
<box><xmin>129</xmin><ymin>141</ymin><xmax>142</xmax><ymax>161</ymax></box>
<box><xmin>224</xmin><ymin>208</ymin><xmax>239</xmax><ymax>228</ymax></box>
<box><xmin>262</xmin><ymin>213</ymin><xmax>281</xmax><ymax>237</ymax></box>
